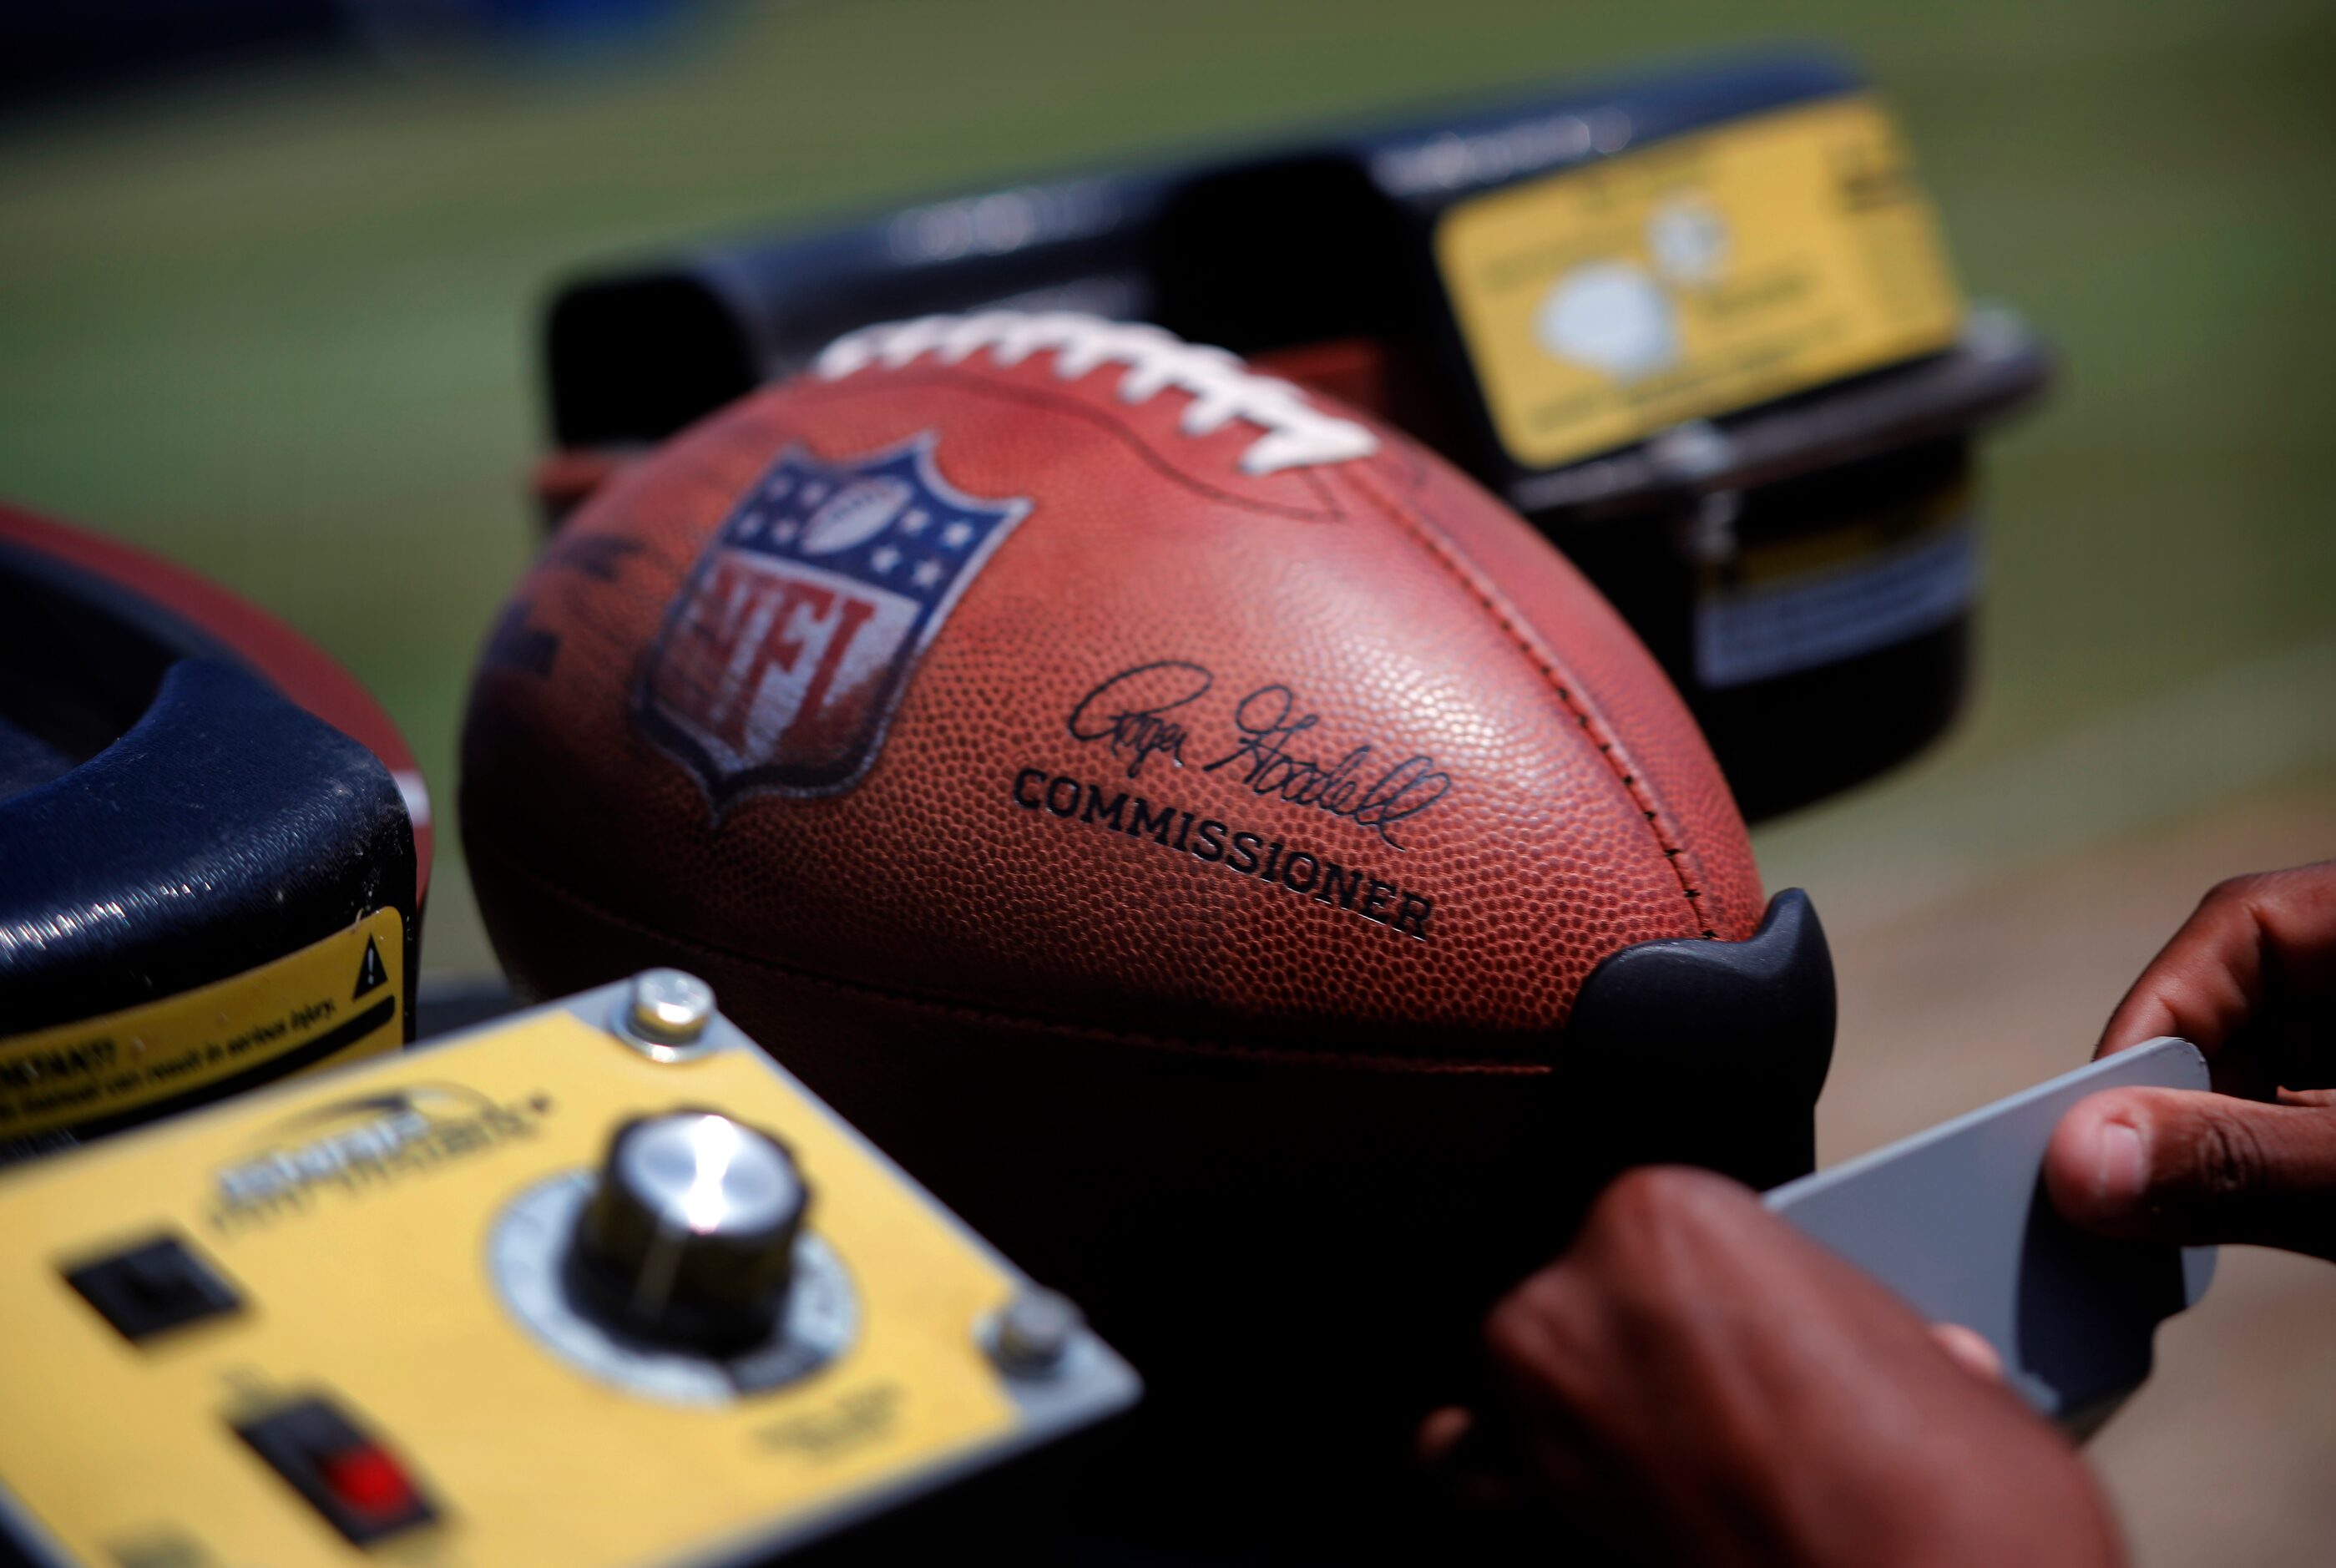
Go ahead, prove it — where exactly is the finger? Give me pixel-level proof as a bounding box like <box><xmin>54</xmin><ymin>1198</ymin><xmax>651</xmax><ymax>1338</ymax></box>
<box><xmin>2099</xmin><ymin>863</ymin><xmax>2336</xmax><ymax>1060</ymax></box>
<box><xmin>2046</xmin><ymin>1086</ymin><xmax>2336</xmax><ymax>1258</ymax></box>
<box><xmin>1413</xmin><ymin>1405</ymin><xmax>1475</xmax><ymax>1469</ymax></box>
<box><xmin>1484</xmin><ymin>1170</ymin><xmax>2116</xmax><ymax>1564</ymax></box>
<box><xmin>1929</xmin><ymin>1323</ymin><xmax>2005</xmax><ymax>1383</ymax></box>
<box><xmin>1412</xmin><ymin>1405</ymin><xmax>1527</xmax><ymax>1510</ymax></box>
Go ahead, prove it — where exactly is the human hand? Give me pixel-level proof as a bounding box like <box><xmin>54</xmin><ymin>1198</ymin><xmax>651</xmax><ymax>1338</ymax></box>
<box><xmin>1423</xmin><ymin>1167</ymin><xmax>2122</xmax><ymax>1567</ymax></box>
<box><xmin>2047</xmin><ymin>861</ymin><xmax>2336</xmax><ymax>1258</ymax></box>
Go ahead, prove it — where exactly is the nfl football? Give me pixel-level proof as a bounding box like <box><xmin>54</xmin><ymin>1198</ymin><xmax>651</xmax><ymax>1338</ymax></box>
<box><xmin>462</xmin><ymin>311</ymin><xmax>1828</xmax><ymax>1485</ymax></box>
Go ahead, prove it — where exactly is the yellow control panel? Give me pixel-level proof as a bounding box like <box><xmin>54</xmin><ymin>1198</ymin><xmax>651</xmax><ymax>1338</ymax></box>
<box><xmin>0</xmin><ymin>977</ymin><xmax>1138</xmax><ymax>1566</ymax></box>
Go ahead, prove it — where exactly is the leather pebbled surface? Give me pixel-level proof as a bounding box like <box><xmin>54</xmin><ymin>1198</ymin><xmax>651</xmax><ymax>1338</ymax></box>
<box><xmin>462</xmin><ymin>351</ymin><xmax>1762</xmax><ymax>1069</ymax></box>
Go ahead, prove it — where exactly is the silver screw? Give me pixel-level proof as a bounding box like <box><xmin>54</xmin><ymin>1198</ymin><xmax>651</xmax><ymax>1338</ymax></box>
<box><xmin>1675</xmin><ymin>489</ymin><xmax>1742</xmax><ymax>569</ymax></box>
<box><xmin>1648</xmin><ymin>419</ymin><xmax>1732</xmax><ymax>485</ymax></box>
<box><xmin>626</xmin><ymin>969</ymin><xmax>716</xmax><ymax>1046</ymax></box>
<box><xmin>1965</xmin><ymin>302</ymin><xmax>2025</xmax><ymax>362</ymax></box>
<box><xmin>990</xmin><ymin>1289</ymin><xmax>1080</xmax><ymax>1376</ymax></box>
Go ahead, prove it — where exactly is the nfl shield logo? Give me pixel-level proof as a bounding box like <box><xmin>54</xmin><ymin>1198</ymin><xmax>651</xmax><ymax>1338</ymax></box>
<box><xmin>636</xmin><ymin>433</ymin><xmax>1030</xmax><ymax>810</ymax></box>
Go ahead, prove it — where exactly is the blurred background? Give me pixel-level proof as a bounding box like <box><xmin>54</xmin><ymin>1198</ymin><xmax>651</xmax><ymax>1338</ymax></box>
<box><xmin>2</xmin><ymin>0</ymin><xmax>2330</xmax><ymax>1560</ymax></box>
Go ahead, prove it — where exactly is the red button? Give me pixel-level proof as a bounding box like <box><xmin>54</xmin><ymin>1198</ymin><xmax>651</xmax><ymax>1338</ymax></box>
<box><xmin>319</xmin><ymin>1447</ymin><xmax>417</xmax><ymax>1518</ymax></box>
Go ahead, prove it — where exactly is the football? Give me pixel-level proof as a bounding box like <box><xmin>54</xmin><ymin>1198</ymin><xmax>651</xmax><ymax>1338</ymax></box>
<box><xmin>461</xmin><ymin>311</ymin><xmax>1821</xmax><ymax>1485</ymax></box>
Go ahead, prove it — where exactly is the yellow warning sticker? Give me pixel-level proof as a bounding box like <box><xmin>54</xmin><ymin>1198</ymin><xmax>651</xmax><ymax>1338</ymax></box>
<box><xmin>1436</xmin><ymin>93</ymin><xmax>1964</xmax><ymax>470</ymax></box>
<box><xmin>0</xmin><ymin>908</ymin><xmax>403</xmax><ymax>1139</ymax></box>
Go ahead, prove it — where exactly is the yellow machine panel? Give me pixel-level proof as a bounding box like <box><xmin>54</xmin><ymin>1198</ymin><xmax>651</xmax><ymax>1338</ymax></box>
<box><xmin>0</xmin><ymin>978</ymin><xmax>1137</xmax><ymax>1566</ymax></box>
<box><xmin>1437</xmin><ymin>92</ymin><xmax>1964</xmax><ymax>469</ymax></box>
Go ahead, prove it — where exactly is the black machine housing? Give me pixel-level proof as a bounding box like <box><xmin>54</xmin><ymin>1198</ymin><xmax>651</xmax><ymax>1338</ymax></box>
<box><xmin>0</xmin><ymin>511</ymin><xmax>419</xmax><ymax>1163</ymax></box>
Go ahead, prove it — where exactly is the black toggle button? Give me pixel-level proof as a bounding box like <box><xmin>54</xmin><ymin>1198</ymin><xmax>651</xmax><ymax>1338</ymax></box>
<box><xmin>63</xmin><ymin>1232</ymin><xmax>241</xmax><ymax>1343</ymax></box>
<box><xmin>233</xmin><ymin>1394</ymin><xmax>437</xmax><ymax>1546</ymax></box>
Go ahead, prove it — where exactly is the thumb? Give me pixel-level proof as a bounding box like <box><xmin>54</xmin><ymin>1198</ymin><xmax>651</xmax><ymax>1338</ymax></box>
<box><xmin>2046</xmin><ymin>1087</ymin><xmax>2336</xmax><ymax>1260</ymax></box>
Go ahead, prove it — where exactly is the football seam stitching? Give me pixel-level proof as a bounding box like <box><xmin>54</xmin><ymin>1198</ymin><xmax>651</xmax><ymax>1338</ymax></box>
<box><xmin>1342</xmin><ymin>464</ymin><xmax>1717</xmax><ymax>938</ymax></box>
<box><xmin>781</xmin><ymin>368</ymin><xmax>1353</xmax><ymax>524</ymax></box>
<box><xmin>814</xmin><ymin>312</ymin><xmax>1381</xmax><ymax>474</ymax></box>
<box><xmin>468</xmin><ymin>835</ymin><xmax>1553</xmax><ymax>1075</ymax></box>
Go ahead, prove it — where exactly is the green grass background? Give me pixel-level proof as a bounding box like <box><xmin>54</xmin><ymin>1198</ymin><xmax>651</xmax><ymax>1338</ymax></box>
<box><xmin>1</xmin><ymin>0</ymin><xmax>2330</xmax><ymax>973</ymax></box>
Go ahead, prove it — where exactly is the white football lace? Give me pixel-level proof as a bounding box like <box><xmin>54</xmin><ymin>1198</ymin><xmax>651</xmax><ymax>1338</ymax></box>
<box><xmin>815</xmin><ymin>311</ymin><xmax>1379</xmax><ymax>476</ymax></box>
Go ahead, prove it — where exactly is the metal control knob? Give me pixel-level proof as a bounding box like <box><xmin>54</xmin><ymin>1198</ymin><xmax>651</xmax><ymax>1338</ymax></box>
<box><xmin>574</xmin><ymin>1110</ymin><xmax>808</xmax><ymax>1352</ymax></box>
